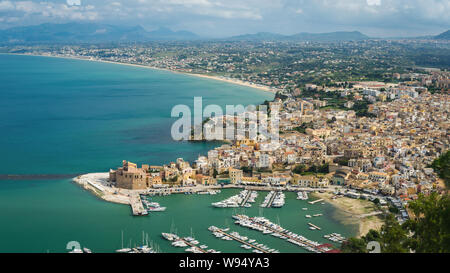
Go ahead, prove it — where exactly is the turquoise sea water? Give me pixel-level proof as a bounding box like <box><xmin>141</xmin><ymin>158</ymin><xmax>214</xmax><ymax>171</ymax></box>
<box><xmin>0</xmin><ymin>54</ymin><xmax>356</xmax><ymax>253</ymax></box>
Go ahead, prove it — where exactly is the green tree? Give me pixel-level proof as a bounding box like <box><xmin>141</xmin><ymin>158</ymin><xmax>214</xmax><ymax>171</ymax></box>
<box><xmin>341</xmin><ymin>238</ymin><xmax>367</xmax><ymax>253</ymax></box>
<box><xmin>405</xmin><ymin>192</ymin><xmax>450</xmax><ymax>253</ymax></box>
<box><xmin>379</xmin><ymin>214</ymin><xmax>408</xmax><ymax>253</ymax></box>
<box><xmin>430</xmin><ymin>151</ymin><xmax>450</xmax><ymax>188</ymax></box>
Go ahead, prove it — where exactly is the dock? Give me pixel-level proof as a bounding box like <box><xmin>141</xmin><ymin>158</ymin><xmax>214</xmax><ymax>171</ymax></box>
<box><xmin>178</xmin><ymin>238</ymin><xmax>208</xmax><ymax>253</ymax></box>
<box><xmin>130</xmin><ymin>195</ymin><xmax>147</xmax><ymax>216</ymax></box>
<box><xmin>266</xmin><ymin>192</ymin><xmax>277</xmax><ymax>208</ymax></box>
<box><xmin>239</xmin><ymin>190</ymin><xmax>252</xmax><ymax>207</ymax></box>
<box><xmin>308</xmin><ymin>223</ymin><xmax>321</xmax><ymax>230</ymax></box>
<box><xmin>214</xmin><ymin>229</ymin><xmax>270</xmax><ymax>253</ymax></box>
<box><xmin>308</xmin><ymin>198</ymin><xmax>324</xmax><ymax>205</ymax></box>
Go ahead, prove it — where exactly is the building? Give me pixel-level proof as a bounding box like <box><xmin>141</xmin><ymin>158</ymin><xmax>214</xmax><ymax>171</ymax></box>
<box><xmin>109</xmin><ymin>160</ymin><xmax>150</xmax><ymax>190</ymax></box>
<box><xmin>229</xmin><ymin>168</ymin><xmax>243</xmax><ymax>184</ymax></box>
<box><xmin>331</xmin><ymin>169</ymin><xmax>351</xmax><ymax>185</ymax></box>
<box><xmin>292</xmin><ymin>174</ymin><xmax>329</xmax><ymax>188</ymax></box>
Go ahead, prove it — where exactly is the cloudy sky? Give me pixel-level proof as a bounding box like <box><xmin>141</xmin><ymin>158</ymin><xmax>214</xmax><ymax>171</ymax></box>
<box><xmin>0</xmin><ymin>0</ymin><xmax>448</xmax><ymax>37</ymax></box>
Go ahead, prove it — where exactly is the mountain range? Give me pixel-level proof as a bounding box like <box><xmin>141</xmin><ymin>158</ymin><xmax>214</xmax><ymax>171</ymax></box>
<box><xmin>227</xmin><ymin>31</ymin><xmax>370</xmax><ymax>42</ymax></box>
<box><xmin>435</xmin><ymin>30</ymin><xmax>450</xmax><ymax>40</ymax></box>
<box><xmin>0</xmin><ymin>22</ymin><xmax>448</xmax><ymax>44</ymax></box>
<box><xmin>0</xmin><ymin>23</ymin><xmax>199</xmax><ymax>43</ymax></box>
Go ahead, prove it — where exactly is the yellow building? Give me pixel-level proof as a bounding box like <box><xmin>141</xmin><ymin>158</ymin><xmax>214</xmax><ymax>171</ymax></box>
<box><xmin>229</xmin><ymin>168</ymin><xmax>243</xmax><ymax>184</ymax></box>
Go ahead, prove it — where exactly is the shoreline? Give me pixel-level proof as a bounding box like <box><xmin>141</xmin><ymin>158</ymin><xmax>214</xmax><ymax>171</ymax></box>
<box><xmin>1</xmin><ymin>52</ymin><xmax>277</xmax><ymax>94</ymax></box>
<box><xmin>311</xmin><ymin>192</ymin><xmax>384</xmax><ymax>238</ymax></box>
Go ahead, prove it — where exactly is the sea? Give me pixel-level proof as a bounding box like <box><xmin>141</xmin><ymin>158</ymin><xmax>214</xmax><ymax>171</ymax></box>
<box><xmin>0</xmin><ymin>54</ymin><xmax>357</xmax><ymax>253</ymax></box>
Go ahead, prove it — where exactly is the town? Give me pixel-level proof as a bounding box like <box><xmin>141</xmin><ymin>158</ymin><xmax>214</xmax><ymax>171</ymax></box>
<box><xmin>75</xmin><ymin>74</ymin><xmax>448</xmax><ymax>230</ymax></box>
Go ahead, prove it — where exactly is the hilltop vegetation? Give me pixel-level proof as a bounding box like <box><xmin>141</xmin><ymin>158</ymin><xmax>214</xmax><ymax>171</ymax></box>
<box><xmin>430</xmin><ymin>151</ymin><xmax>450</xmax><ymax>188</ymax></box>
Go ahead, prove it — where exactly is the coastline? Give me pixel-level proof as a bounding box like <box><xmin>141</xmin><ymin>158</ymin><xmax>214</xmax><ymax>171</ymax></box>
<box><xmin>1</xmin><ymin>52</ymin><xmax>277</xmax><ymax>94</ymax></box>
<box><xmin>311</xmin><ymin>192</ymin><xmax>384</xmax><ymax>238</ymax></box>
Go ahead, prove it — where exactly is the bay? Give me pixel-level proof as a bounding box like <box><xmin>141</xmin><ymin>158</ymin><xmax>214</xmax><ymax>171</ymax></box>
<box><xmin>0</xmin><ymin>54</ymin><xmax>356</xmax><ymax>253</ymax></box>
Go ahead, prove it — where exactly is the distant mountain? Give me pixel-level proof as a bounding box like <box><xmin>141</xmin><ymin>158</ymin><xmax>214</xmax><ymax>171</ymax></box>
<box><xmin>229</xmin><ymin>32</ymin><xmax>287</xmax><ymax>41</ymax></box>
<box><xmin>228</xmin><ymin>31</ymin><xmax>370</xmax><ymax>42</ymax></box>
<box><xmin>0</xmin><ymin>23</ymin><xmax>199</xmax><ymax>44</ymax></box>
<box><xmin>435</xmin><ymin>30</ymin><xmax>450</xmax><ymax>40</ymax></box>
<box><xmin>290</xmin><ymin>31</ymin><xmax>369</xmax><ymax>42</ymax></box>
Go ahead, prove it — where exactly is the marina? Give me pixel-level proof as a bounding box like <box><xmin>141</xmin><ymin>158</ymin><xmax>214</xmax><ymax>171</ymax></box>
<box><xmin>233</xmin><ymin>214</ymin><xmax>337</xmax><ymax>253</ymax></box>
<box><xmin>208</xmin><ymin>226</ymin><xmax>277</xmax><ymax>253</ymax></box>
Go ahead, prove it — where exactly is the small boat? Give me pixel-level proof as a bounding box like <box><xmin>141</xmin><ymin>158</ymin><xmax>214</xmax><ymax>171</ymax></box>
<box><xmin>83</xmin><ymin>248</ymin><xmax>92</xmax><ymax>253</ymax></box>
<box><xmin>115</xmin><ymin>248</ymin><xmax>131</xmax><ymax>253</ymax></box>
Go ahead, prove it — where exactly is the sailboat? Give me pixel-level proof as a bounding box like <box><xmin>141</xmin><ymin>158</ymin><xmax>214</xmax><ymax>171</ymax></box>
<box><xmin>116</xmin><ymin>230</ymin><xmax>131</xmax><ymax>253</ymax></box>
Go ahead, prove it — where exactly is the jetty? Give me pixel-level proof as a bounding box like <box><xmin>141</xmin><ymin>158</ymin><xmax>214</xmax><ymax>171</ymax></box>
<box><xmin>178</xmin><ymin>238</ymin><xmax>207</xmax><ymax>253</ymax></box>
<box><xmin>130</xmin><ymin>195</ymin><xmax>147</xmax><ymax>216</ymax></box>
<box><xmin>266</xmin><ymin>191</ymin><xmax>277</xmax><ymax>207</ymax></box>
<box><xmin>308</xmin><ymin>223</ymin><xmax>321</xmax><ymax>230</ymax></box>
<box><xmin>308</xmin><ymin>198</ymin><xmax>324</xmax><ymax>205</ymax></box>
<box><xmin>209</xmin><ymin>227</ymin><xmax>271</xmax><ymax>253</ymax></box>
<box><xmin>239</xmin><ymin>190</ymin><xmax>252</xmax><ymax>207</ymax></box>
<box><xmin>233</xmin><ymin>215</ymin><xmax>334</xmax><ymax>253</ymax></box>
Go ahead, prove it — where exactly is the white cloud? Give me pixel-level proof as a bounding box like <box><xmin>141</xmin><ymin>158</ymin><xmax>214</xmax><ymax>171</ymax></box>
<box><xmin>0</xmin><ymin>1</ymin><xmax>14</xmax><ymax>11</ymax></box>
<box><xmin>0</xmin><ymin>1</ymin><xmax>99</xmax><ymax>21</ymax></box>
<box><xmin>0</xmin><ymin>0</ymin><xmax>448</xmax><ymax>37</ymax></box>
<box><xmin>367</xmin><ymin>0</ymin><xmax>381</xmax><ymax>6</ymax></box>
<box><xmin>67</xmin><ymin>0</ymin><xmax>81</xmax><ymax>6</ymax></box>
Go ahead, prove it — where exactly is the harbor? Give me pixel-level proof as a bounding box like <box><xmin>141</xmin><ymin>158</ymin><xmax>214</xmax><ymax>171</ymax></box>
<box><xmin>74</xmin><ymin>173</ymin><xmax>338</xmax><ymax>217</ymax></box>
<box><xmin>61</xmin><ymin>182</ymin><xmax>356</xmax><ymax>253</ymax></box>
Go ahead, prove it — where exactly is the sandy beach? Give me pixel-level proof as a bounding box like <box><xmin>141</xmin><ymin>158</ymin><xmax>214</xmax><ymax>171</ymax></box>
<box><xmin>3</xmin><ymin>53</ymin><xmax>277</xmax><ymax>94</ymax></box>
<box><xmin>312</xmin><ymin>192</ymin><xmax>384</xmax><ymax>238</ymax></box>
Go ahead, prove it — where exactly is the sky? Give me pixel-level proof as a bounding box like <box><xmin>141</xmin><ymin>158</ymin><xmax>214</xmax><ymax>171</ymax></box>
<box><xmin>0</xmin><ymin>0</ymin><xmax>448</xmax><ymax>37</ymax></box>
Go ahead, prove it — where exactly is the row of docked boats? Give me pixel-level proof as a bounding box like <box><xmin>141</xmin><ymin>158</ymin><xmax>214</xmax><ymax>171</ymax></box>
<box><xmin>196</xmin><ymin>190</ymin><xmax>221</xmax><ymax>195</ymax></box>
<box><xmin>271</xmin><ymin>192</ymin><xmax>285</xmax><ymax>208</ymax></box>
<box><xmin>69</xmin><ymin>247</ymin><xmax>92</xmax><ymax>253</ymax></box>
<box><xmin>161</xmin><ymin>232</ymin><xmax>220</xmax><ymax>253</ymax></box>
<box><xmin>211</xmin><ymin>190</ymin><xmax>256</xmax><ymax>208</ymax></box>
<box><xmin>142</xmin><ymin>198</ymin><xmax>167</xmax><ymax>212</ymax></box>
<box><xmin>233</xmin><ymin>215</ymin><xmax>332</xmax><ymax>253</ymax></box>
<box><xmin>296</xmin><ymin>191</ymin><xmax>309</xmax><ymax>200</ymax></box>
<box><xmin>260</xmin><ymin>191</ymin><xmax>285</xmax><ymax>208</ymax></box>
<box><xmin>208</xmin><ymin>226</ymin><xmax>279</xmax><ymax>253</ymax></box>
<box><xmin>115</xmin><ymin>245</ymin><xmax>156</xmax><ymax>253</ymax></box>
<box><xmin>324</xmin><ymin>233</ymin><xmax>346</xmax><ymax>244</ymax></box>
